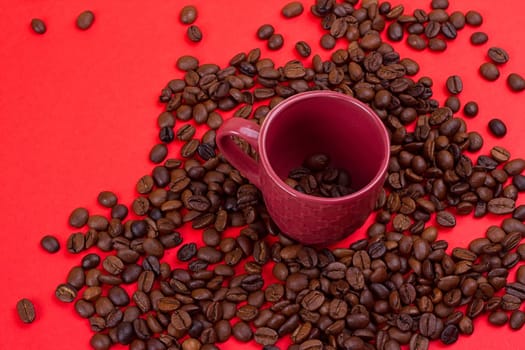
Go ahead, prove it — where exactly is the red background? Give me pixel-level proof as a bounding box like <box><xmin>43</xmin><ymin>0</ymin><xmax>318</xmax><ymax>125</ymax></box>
<box><xmin>1</xmin><ymin>0</ymin><xmax>524</xmax><ymax>349</ymax></box>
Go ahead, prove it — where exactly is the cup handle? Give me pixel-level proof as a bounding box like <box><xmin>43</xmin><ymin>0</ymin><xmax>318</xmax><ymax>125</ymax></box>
<box><xmin>216</xmin><ymin>118</ymin><xmax>262</xmax><ymax>188</ymax></box>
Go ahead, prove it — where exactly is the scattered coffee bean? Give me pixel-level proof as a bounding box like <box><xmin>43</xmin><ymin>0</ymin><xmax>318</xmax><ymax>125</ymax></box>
<box><xmin>267</xmin><ymin>34</ymin><xmax>284</xmax><ymax>50</ymax></box>
<box><xmin>16</xmin><ymin>298</ymin><xmax>36</xmax><ymax>324</ymax></box>
<box><xmin>470</xmin><ymin>31</ymin><xmax>488</xmax><ymax>45</ymax></box>
<box><xmin>488</xmin><ymin>47</ymin><xmax>510</xmax><ymax>64</ymax></box>
<box><xmin>507</xmin><ymin>73</ymin><xmax>525</xmax><ymax>92</ymax></box>
<box><xmin>488</xmin><ymin>118</ymin><xmax>507</xmax><ymax>138</ymax></box>
<box><xmin>480</xmin><ymin>62</ymin><xmax>500</xmax><ymax>81</ymax></box>
<box><xmin>257</xmin><ymin>24</ymin><xmax>275</xmax><ymax>40</ymax></box>
<box><xmin>179</xmin><ymin>5</ymin><xmax>198</xmax><ymax>24</ymax></box>
<box><xmin>97</xmin><ymin>191</ymin><xmax>118</xmax><ymax>208</ymax></box>
<box><xmin>76</xmin><ymin>10</ymin><xmax>95</xmax><ymax>30</ymax></box>
<box><xmin>465</xmin><ymin>10</ymin><xmax>483</xmax><ymax>26</ymax></box>
<box><xmin>187</xmin><ymin>25</ymin><xmax>203</xmax><ymax>42</ymax></box>
<box><xmin>40</xmin><ymin>235</ymin><xmax>60</xmax><ymax>253</ymax></box>
<box><xmin>446</xmin><ymin>75</ymin><xmax>463</xmax><ymax>94</ymax></box>
<box><xmin>463</xmin><ymin>101</ymin><xmax>479</xmax><ymax>117</ymax></box>
<box><xmin>281</xmin><ymin>2</ymin><xmax>304</xmax><ymax>18</ymax></box>
<box><xmin>30</xmin><ymin>18</ymin><xmax>47</xmax><ymax>34</ymax></box>
<box><xmin>295</xmin><ymin>41</ymin><xmax>311</xmax><ymax>57</ymax></box>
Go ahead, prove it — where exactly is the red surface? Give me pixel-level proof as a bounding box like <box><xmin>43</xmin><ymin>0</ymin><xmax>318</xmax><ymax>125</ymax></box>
<box><xmin>0</xmin><ymin>0</ymin><xmax>524</xmax><ymax>349</ymax></box>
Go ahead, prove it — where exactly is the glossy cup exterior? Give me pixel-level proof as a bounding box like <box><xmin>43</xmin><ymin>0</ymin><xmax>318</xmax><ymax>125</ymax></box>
<box><xmin>216</xmin><ymin>91</ymin><xmax>390</xmax><ymax>245</ymax></box>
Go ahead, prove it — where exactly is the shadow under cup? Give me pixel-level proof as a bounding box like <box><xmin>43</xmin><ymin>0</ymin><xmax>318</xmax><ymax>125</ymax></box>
<box><xmin>262</xmin><ymin>93</ymin><xmax>389</xmax><ymax>194</ymax></box>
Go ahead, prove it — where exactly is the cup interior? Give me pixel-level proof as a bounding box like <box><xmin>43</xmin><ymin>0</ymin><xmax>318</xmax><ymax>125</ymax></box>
<box><xmin>262</xmin><ymin>92</ymin><xmax>389</xmax><ymax>195</ymax></box>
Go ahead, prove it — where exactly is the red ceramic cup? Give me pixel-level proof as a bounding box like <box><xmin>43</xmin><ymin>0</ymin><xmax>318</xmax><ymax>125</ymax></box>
<box><xmin>216</xmin><ymin>91</ymin><xmax>390</xmax><ymax>245</ymax></box>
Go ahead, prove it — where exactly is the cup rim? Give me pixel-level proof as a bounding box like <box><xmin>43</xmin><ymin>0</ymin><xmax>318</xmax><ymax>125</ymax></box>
<box><xmin>259</xmin><ymin>90</ymin><xmax>390</xmax><ymax>203</ymax></box>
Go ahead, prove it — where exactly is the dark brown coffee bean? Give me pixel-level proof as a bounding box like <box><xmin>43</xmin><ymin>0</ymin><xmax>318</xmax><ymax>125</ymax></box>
<box><xmin>488</xmin><ymin>47</ymin><xmax>510</xmax><ymax>64</ymax></box>
<box><xmin>76</xmin><ymin>10</ymin><xmax>95</xmax><ymax>30</ymax></box>
<box><xmin>446</xmin><ymin>75</ymin><xmax>463</xmax><ymax>95</ymax></box>
<box><xmin>150</xmin><ymin>143</ymin><xmax>168</xmax><ymax>163</ymax></box>
<box><xmin>507</xmin><ymin>73</ymin><xmax>525</xmax><ymax>92</ymax></box>
<box><xmin>257</xmin><ymin>24</ymin><xmax>275</xmax><ymax>40</ymax></box>
<box><xmin>254</xmin><ymin>327</ymin><xmax>278</xmax><ymax>346</ymax></box>
<box><xmin>488</xmin><ymin>118</ymin><xmax>507</xmax><ymax>137</ymax></box>
<box><xmin>480</xmin><ymin>62</ymin><xmax>500</xmax><ymax>81</ymax></box>
<box><xmin>407</xmin><ymin>34</ymin><xmax>426</xmax><ymax>50</ymax></box>
<box><xmin>295</xmin><ymin>41</ymin><xmax>311</xmax><ymax>57</ymax></box>
<box><xmin>436</xmin><ymin>211</ymin><xmax>456</xmax><ymax>227</ymax></box>
<box><xmin>55</xmin><ymin>283</ymin><xmax>77</xmax><ymax>303</ymax></box>
<box><xmin>40</xmin><ymin>235</ymin><xmax>60</xmax><ymax>253</ymax></box>
<box><xmin>268</xmin><ymin>34</ymin><xmax>284</xmax><ymax>50</ymax></box>
<box><xmin>232</xmin><ymin>321</ymin><xmax>253</xmax><ymax>342</ymax></box>
<box><xmin>463</xmin><ymin>101</ymin><xmax>479</xmax><ymax>117</ymax></box>
<box><xmin>465</xmin><ymin>10</ymin><xmax>483</xmax><ymax>26</ymax></box>
<box><xmin>17</xmin><ymin>298</ymin><xmax>36</xmax><ymax>323</ymax></box>
<box><xmin>187</xmin><ymin>25</ymin><xmax>203</xmax><ymax>42</ymax></box>
<box><xmin>90</xmin><ymin>334</ymin><xmax>112</xmax><ymax>350</ymax></box>
<box><xmin>282</xmin><ymin>2</ymin><xmax>304</xmax><ymax>18</ymax></box>
<box><xmin>488</xmin><ymin>310</ymin><xmax>508</xmax><ymax>326</ymax></box>
<box><xmin>470</xmin><ymin>31</ymin><xmax>488</xmax><ymax>45</ymax></box>
<box><xmin>487</xmin><ymin>197</ymin><xmax>515</xmax><ymax>214</ymax></box>
<box><xmin>510</xmin><ymin>310</ymin><xmax>525</xmax><ymax>330</ymax></box>
<box><xmin>97</xmin><ymin>191</ymin><xmax>118</xmax><ymax>208</ymax></box>
<box><xmin>320</xmin><ymin>34</ymin><xmax>336</xmax><ymax>50</ymax></box>
<box><xmin>30</xmin><ymin>18</ymin><xmax>46</xmax><ymax>34</ymax></box>
<box><xmin>180</xmin><ymin>5</ymin><xmax>197</xmax><ymax>24</ymax></box>
<box><xmin>69</xmin><ymin>207</ymin><xmax>89</xmax><ymax>228</ymax></box>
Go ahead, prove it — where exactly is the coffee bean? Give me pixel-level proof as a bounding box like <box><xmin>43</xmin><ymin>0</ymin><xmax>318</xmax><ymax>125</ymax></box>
<box><xmin>16</xmin><ymin>298</ymin><xmax>36</xmax><ymax>324</ymax></box>
<box><xmin>232</xmin><ymin>321</ymin><xmax>253</xmax><ymax>342</ymax></box>
<box><xmin>488</xmin><ymin>118</ymin><xmax>507</xmax><ymax>137</ymax></box>
<box><xmin>488</xmin><ymin>47</ymin><xmax>510</xmax><ymax>64</ymax></box>
<box><xmin>440</xmin><ymin>324</ymin><xmax>458</xmax><ymax>345</ymax></box>
<box><xmin>179</xmin><ymin>5</ymin><xmax>198</xmax><ymax>24</ymax></box>
<box><xmin>488</xmin><ymin>310</ymin><xmax>508</xmax><ymax>326</ymax></box>
<box><xmin>40</xmin><ymin>235</ymin><xmax>60</xmax><ymax>253</ymax></box>
<box><xmin>178</xmin><ymin>243</ymin><xmax>197</xmax><ymax>261</ymax></box>
<box><xmin>282</xmin><ymin>2</ymin><xmax>304</xmax><ymax>18</ymax></box>
<box><xmin>320</xmin><ymin>34</ymin><xmax>336</xmax><ymax>50</ymax></box>
<box><xmin>69</xmin><ymin>207</ymin><xmax>89</xmax><ymax>228</ymax></box>
<box><xmin>480</xmin><ymin>62</ymin><xmax>500</xmax><ymax>81</ymax></box>
<box><xmin>30</xmin><ymin>18</ymin><xmax>46</xmax><ymax>34</ymax></box>
<box><xmin>470</xmin><ymin>31</ymin><xmax>488</xmax><ymax>45</ymax></box>
<box><xmin>428</xmin><ymin>38</ymin><xmax>447</xmax><ymax>51</ymax></box>
<box><xmin>257</xmin><ymin>24</ymin><xmax>275</xmax><ymax>40</ymax></box>
<box><xmin>407</xmin><ymin>34</ymin><xmax>426</xmax><ymax>50</ymax></box>
<box><xmin>268</xmin><ymin>34</ymin><xmax>284</xmax><ymax>50</ymax></box>
<box><xmin>436</xmin><ymin>210</ymin><xmax>456</xmax><ymax>227</ymax></box>
<box><xmin>76</xmin><ymin>10</ymin><xmax>95</xmax><ymax>30</ymax></box>
<box><xmin>507</xmin><ymin>73</ymin><xmax>525</xmax><ymax>92</ymax></box>
<box><xmin>90</xmin><ymin>334</ymin><xmax>112</xmax><ymax>350</ymax></box>
<box><xmin>465</xmin><ymin>10</ymin><xmax>483</xmax><ymax>26</ymax></box>
<box><xmin>295</xmin><ymin>41</ymin><xmax>311</xmax><ymax>57</ymax></box>
<box><xmin>510</xmin><ymin>310</ymin><xmax>525</xmax><ymax>330</ymax></box>
<box><xmin>446</xmin><ymin>75</ymin><xmax>463</xmax><ymax>94</ymax></box>
<box><xmin>55</xmin><ymin>283</ymin><xmax>77</xmax><ymax>303</ymax></box>
<box><xmin>149</xmin><ymin>143</ymin><xmax>168</xmax><ymax>163</ymax></box>
<box><xmin>463</xmin><ymin>101</ymin><xmax>478</xmax><ymax>117</ymax></box>
<box><xmin>254</xmin><ymin>327</ymin><xmax>278</xmax><ymax>346</ymax></box>
<box><xmin>97</xmin><ymin>191</ymin><xmax>118</xmax><ymax>208</ymax></box>
<box><xmin>187</xmin><ymin>25</ymin><xmax>203</xmax><ymax>42</ymax></box>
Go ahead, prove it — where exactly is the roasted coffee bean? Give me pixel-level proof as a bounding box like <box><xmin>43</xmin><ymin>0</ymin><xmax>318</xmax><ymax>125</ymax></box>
<box><xmin>90</xmin><ymin>334</ymin><xmax>112</xmax><ymax>350</ymax></box>
<box><xmin>254</xmin><ymin>327</ymin><xmax>278</xmax><ymax>346</ymax></box>
<box><xmin>187</xmin><ymin>25</ymin><xmax>203</xmax><ymax>42</ymax></box>
<box><xmin>69</xmin><ymin>207</ymin><xmax>89</xmax><ymax>228</ymax></box>
<box><xmin>150</xmin><ymin>144</ymin><xmax>168</xmax><ymax>163</ymax></box>
<box><xmin>465</xmin><ymin>10</ymin><xmax>483</xmax><ymax>26</ymax></box>
<box><xmin>480</xmin><ymin>62</ymin><xmax>500</xmax><ymax>81</ymax></box>
<box><xmin>232</xmin><ymin>321</ymin><xmax>253</xmax><ymax>342</ymax></box>
<box><xmin>320</xmin><ymin>34</ymin><xmax>336</xmax><ymax>50</ymax></box>
<box><xmin>510</xmin><ymin>310</ymin><xmax>525</xmax><ymax>330</ymax></box>
<box><xmin>179</xmin><ymin>5</ymin><xmax>198</xmax><ymax>24</ymax></box>
<box><xmin>76</xmin><ymin>10</ymin><xmax>95</xmax><ymax>30</ymax></box>
<box><xmin>282</xmin><ymin>2</ymin><xmax>304</xmax><ymax>18</ymax></box>
<box><xmin>30</xmin><ymin>18</ymin><xmax>47</xmax><ymax>34</ymax></box>
<box><xmin>463</xmin><ymin>101</ymin><xmax>479</xmax><ymax>117</ymax></box>
<box><xmin>40</xmin><ymin>235</ymin><xmax>60</xmax><ymax>253</ymax></box>
<box><xmin>470</xmin><ymin>31</ymin><xmax>488</xmax><ymax>45</ymax></box>
<box><xmin>257</xmin><ymin>24</ymin><xmax>275</xmax><ymax>40</ymax></box>
<box><xmin>55</xmin><ymin>283</ymin><xmax>77</xmax><ymax>303</ymax></box>
<box><xmin>17</xmin><ymin>298</ymin><xmax>36</xmax><ymax>324</ymax></box>
<box><xmin>295</xmin><ymin>41</ymin><xmax>311</xmax><ymax>57</ymax></box>
<box><xmin>446</xmin><ymin>75</ymin><xmax>463</xmax><ymax>94</ymax></box>
<box><xmin>98</xmin><ymin>191</ymin><xmax>118</xmax><ymax>208</ymax></box>
<box><xmin>488</xmin><ymin>311</ymin><xmax>508</xmax><ymax>326</ymax></box>
<box><xmin>268</xmin><ymin>34</ymin><xmax>284</xmax><ymax>50</ymax></box>
<box><xmin>488</xmin><ymin>47</ymin><xmax>510</xmax><ymax>64</ymax></box>
<box><xmin>507</xmin><ymin>73</ymin><xmax>525</xmax><ymax>92</ymax></box>
<box><xmin>488</xmin><ymin>118</ymin><xmax>507</xmax><ymax>137</ymax></box>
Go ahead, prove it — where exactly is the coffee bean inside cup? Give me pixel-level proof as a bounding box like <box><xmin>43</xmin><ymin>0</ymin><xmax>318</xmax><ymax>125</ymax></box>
<box><xmin>285</xmin><ymin>153</ymin><xmax>354</xmax><ymax>197</ymax></box>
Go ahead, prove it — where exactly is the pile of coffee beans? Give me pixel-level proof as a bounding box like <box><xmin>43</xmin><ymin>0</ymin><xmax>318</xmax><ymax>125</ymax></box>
<box><xmin>28</xmin><ymin>1</ymin><xmax>525</xmax><ymax>349</ymax></box>
<box><xmin>285</xmin><ymin>153</ymin><xmax>355</xmax><ymax>197</ymax></box>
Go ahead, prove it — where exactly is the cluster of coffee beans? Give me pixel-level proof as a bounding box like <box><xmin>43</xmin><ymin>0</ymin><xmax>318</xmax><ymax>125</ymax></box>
<box><xmin>32</xmin><ymin>1</ymin><xmax>525</xmax><ymax>350</ymax></box>
<box><xmin>30</xmin><ymin>10</ymin><xmax>95</xmax><ymax>34</ymax></box>
<box><xmin>285</xmin><ymin>153</ymin><xmax>355</xmax><ymax>198</ymax></box>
